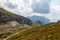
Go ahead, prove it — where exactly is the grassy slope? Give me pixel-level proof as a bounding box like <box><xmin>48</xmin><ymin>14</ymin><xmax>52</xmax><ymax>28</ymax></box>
<box><xmin>0</xmin><ymin>8</ymin><xmax>27</xmax><ymax>18</ymax></box>
<box><xmin>7</xmin><ymin>21</ymin><xmax>60</xmax><ymax>40</ymax></box>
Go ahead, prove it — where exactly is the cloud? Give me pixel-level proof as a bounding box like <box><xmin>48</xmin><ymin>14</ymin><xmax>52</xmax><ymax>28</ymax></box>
<box><xmin>30</xmin><ymin>2</ymin><xmax>60</xmax><ymax>22</ymax></box>
<box><xmin>50</xmin><ymin>3</ymin><xmax>60</xmax><ymax>22</ymax></box>
<box><xmin>50</xmin><ymin>3</ymin><xmax>60</xmax><ymax>11</ymax></box>
<box><xmin>32</xmin><ymin>0</ymin><xmax>51</xmax><ymax>13</ymax></box>
<box><xmin>0</xmin><ymin>0</ymin><xmax>33</xmax><ymax>16</ymax></box>
<box><xmin>4</xmin><ymin>1</ymin><xmax>18</xmax><ymax>9</ymax></box>
<box><xmin>51</xmin><ymin>0</ymin><xmax>60</xmax><ymax>5</ymax></box>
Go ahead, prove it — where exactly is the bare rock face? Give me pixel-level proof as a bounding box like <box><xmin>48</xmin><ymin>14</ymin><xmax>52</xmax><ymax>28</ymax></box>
<box><xmin>9</xmin><ymin>21</ymin><xmax>19</xmax><ymax>27</ymax></box>
<box><xmin>0</xmin><ymin>21</ymin><xmax>17</xmax><ymax>29</ymax></box>
<box><xmin>0</xmin><ymin>21</ymin><xmax>32</xmax><ymax>30</ymax></box>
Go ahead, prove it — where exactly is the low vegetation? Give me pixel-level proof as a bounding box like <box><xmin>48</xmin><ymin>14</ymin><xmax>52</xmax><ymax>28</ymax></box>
<box><xmin>5</xmin><ymin>21</ymin><xmax>60</xmax><ymax>40</ymax></box>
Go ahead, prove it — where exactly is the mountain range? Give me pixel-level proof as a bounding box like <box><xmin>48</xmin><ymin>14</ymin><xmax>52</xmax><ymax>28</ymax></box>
<box><xmin>28</xmin><ymin>15</ymin><xmax>50</xmax><ymax>24</ymax></box>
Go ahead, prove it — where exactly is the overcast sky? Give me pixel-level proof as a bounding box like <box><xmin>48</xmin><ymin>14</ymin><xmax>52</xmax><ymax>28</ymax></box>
<box><xmin>0</xmin><ymin>0</ymin><xmax>60</xmax><ymax>22</ymax></box>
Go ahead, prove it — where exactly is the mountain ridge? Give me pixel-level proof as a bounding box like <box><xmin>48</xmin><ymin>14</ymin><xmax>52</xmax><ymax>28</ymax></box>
<box><xmin>0</xmin><ymin>8</ymin><xmax>32</xmax><ymax>25</ymax></box>
<box><xmin>28</xmin><ymin>15</ymin><xmax>50</xmax><ymax>24</ymax></box>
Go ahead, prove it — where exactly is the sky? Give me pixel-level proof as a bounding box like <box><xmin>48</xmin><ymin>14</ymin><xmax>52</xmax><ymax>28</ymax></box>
<box><xmin>0</xmin><ymin>0</ymin><xmax>60</xmax><ymax>22</ymax></box>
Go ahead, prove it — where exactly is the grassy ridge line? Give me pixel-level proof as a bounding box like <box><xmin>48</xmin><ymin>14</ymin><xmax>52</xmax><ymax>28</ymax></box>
<box><xmin>0</xmin><ymin>8</ymin><xmax>31</xmax><ymax>20</ymax></box>
<box><xmin>0</xmin><ymin>8</ymin><xmax>20</xmax><ymax>17</ymax></box>
<box><xmin>0</xmin><ymin>8</ymin><xmax>27</xmax><ymax>20</ymax></box>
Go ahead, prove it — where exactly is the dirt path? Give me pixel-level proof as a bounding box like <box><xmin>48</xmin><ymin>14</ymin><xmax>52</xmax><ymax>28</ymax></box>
<box><xmin>3</xmin><ymin>30</ymin><xmax>27</xmax><ymax>40</ymax></box>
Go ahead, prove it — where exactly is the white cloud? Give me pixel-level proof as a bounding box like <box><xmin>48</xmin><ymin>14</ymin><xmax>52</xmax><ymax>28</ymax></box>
<box><xmin>49</xmin><ymin>3</ymin><xmax>60</xmax><ymax>22</ymax></box>
<box><xmin>35</xmin><ymin>0</ymin><xmax>41</xmax><ymax>2</ymax></box>
<box><xmin>0</xmin><ymin>0</ymin><xmax>33</xmax><ymax>16</ymax></box>
<box><xmin>50</xmin><ymin>3</ymin><xmax>60</xmax><ymax>11</ymax></box>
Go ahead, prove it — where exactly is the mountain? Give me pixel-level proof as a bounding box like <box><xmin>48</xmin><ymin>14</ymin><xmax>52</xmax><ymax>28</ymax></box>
<box><xmin>0</xmin><ymin>8</ymin><xmax>33</xmax><ymax>39</ymax></box>
<box><xmin>0</xmin><ymin>8</ymin><xmax>32</xmax><ymax>25</ymax></box>
<box><xmin>7</xmin><ymin>21</ymin><xmax>60</xmax><ymax>40</ymax></box>
<box><xmin>28</xmin><ymin>15</ymin><xmax>50</xmax><ymax>24</ymax></box>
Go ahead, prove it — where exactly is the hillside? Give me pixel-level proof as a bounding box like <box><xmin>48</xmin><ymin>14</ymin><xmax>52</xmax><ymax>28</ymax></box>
<box><xmin>0</xmin><ymin>8</ymin><xmax>32</xmax><ymax>25</ymax></box>
<box><xmin>6</xmin><ymin>21</ymin><xmax>60</xmax><ymax>40</ymax></box>
<box><xmin>0</xmin><ymin>21</ymin><xmax>32</xmax><ymax>40</ymax></box>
